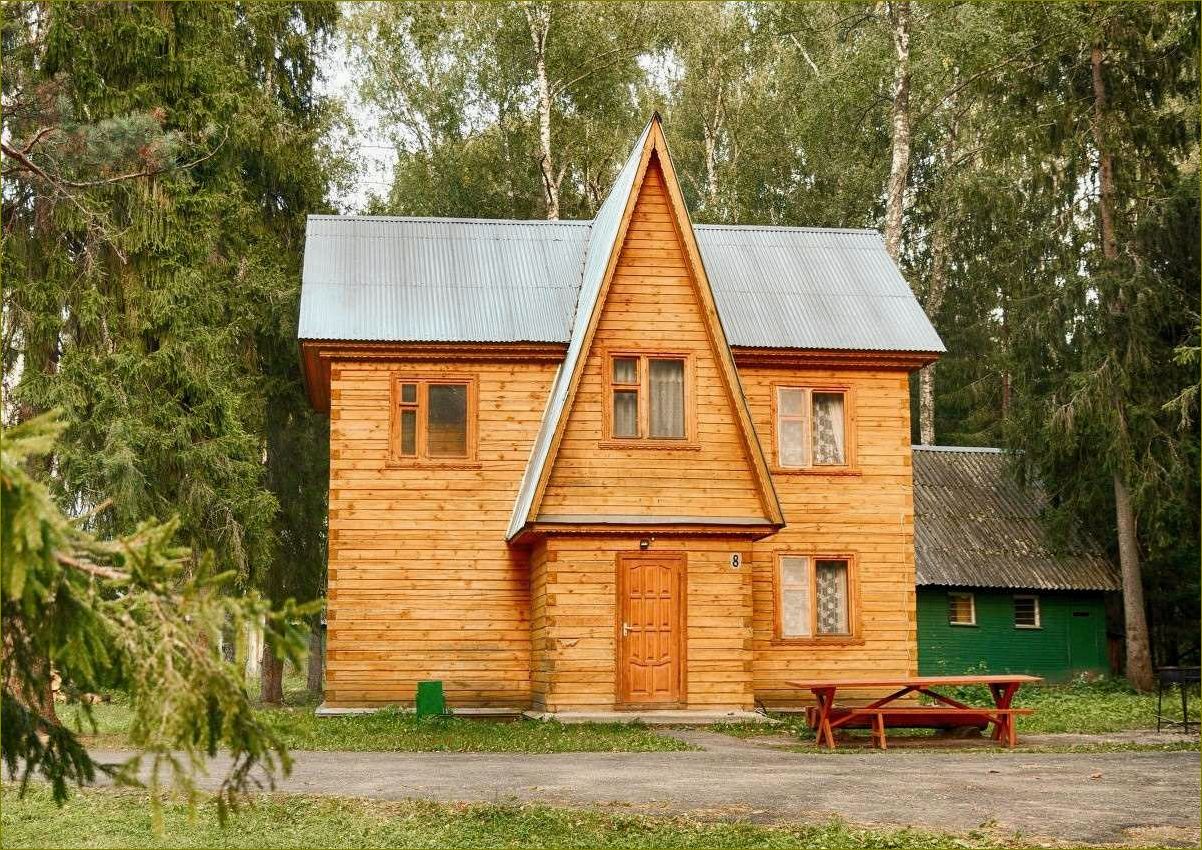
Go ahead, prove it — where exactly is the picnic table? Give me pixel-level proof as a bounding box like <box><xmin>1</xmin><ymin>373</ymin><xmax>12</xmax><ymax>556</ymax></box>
<box><xmin>787</xmin><ymin>674</ymin><xmax>1042</xmax><ymax>750</ymax></box>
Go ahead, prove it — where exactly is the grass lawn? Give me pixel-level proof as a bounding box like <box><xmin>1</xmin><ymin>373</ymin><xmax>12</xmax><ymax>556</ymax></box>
<box><xmin>0</xmin><ymin>784</ymin><xmax>1022</xmax><ymax>849</ymax></box>
<box><xmin>711</xmin><ymin>678</ymin><xmax>1202</xmax><ymax>742</ymax></box>
<box><xmin>69</xmin><ymin>683</ymin><xmax>689</xmax><ymax>754</ymax></box>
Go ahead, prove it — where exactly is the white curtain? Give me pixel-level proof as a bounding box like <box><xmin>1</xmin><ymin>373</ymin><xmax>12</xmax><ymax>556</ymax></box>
<box><xmin>613</xmin><ymin>390</ymin><xmax>638</xmax><ymax>437</ymax></box>
<box><xmin>811</xmin><ymin>392</ymin><xmax>845</xmax><ymax>465</ymax></box>
<box><xmin>780</xmin><ymin>556</ymin><xmax>810</xmax><ymax>637</ymax></box>
<box><xmin>777</xmin><ymin>388</ymin><xmax>807</xmax><ymax>467</ymax></box>
<box><xmin>649</xmin><ymin>359</ymin><xmax>685</xmax><ymax>438</ymax></box>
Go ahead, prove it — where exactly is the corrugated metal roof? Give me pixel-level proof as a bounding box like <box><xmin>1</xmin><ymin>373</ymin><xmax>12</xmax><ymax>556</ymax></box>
<box><xmin>507</xmin><ymin>120</ymin><xmax>653</xmax><ymax>539</ymax></box>
<box><xmin>298</xmin><ymin>221</ymin><xmax>945</xmax><ymax>351</ymax></box>
<box><xmin>300</xmin><ymin>217</ymin><xmax>588</xmax><ymax>343</ymax></box>
<box><xmin>913</xmin><ymin>446</ymin><xmax>1119</xmax><ymax>591</ymax></box>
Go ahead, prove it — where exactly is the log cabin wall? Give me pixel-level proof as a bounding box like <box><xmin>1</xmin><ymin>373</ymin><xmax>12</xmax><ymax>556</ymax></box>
<box><xmin>531</xmin><ymin>535</ymin><xmax>754</xmax><ymax>712</ymax></box>
<box><xmin>738</xmin><ymin>363</ymin><xmax>918</xmax><ymax>706</ymax></box>
<box><xmin>325</xmin><ymin>358</ymin><xmax>557</xmax><ymax>708</ymax></box>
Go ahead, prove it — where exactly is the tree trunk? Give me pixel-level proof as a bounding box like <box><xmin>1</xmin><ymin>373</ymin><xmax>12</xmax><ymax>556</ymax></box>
<box><xmin>919</xmin><ymin>206</ymin><xmax>951</xmax><ymax>445</ymax></box>
<box><xmin>1092</xmin><ymin>40</ymin><xmax>1154</xmax><ymax>691</ymax></box>
<box><xmin>306</xmin><ymin>620</ymin><xmax>324</xmax><ymax>697</ymax></box>
<box><xmin>524</xmin><ymin>2</ymin><xmax>560</xmax><ymax>220</ymax></box>
<box><xmin>1114</xmin><ymin>473</ymin><xmax>1154</xmax><ymax>690</ymax></box>
<box><xmin>882</xmin><ymin>0</ymin><xmax>912</xmax><ymax>263</ymax></box>
<box><xmin>260</xmin><ymin>643</ymin><xmax>284</xmax><ymax>705</ymax></box>
<box><xmin>243</xmin><ymin>617</ymin><xmax>263</xmax><ymax>681</ymax></box>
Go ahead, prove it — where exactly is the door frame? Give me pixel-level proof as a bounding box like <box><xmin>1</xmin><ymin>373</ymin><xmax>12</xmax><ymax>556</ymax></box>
<box><xmin>614</xmin><ymin>551</ymin><xmax>688</xmax><ymax>710</ymax></box>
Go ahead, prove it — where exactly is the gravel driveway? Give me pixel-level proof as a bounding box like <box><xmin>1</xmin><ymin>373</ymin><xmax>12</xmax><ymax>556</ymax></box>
<box><xmin>89</xmin><ymin>731</ymin><xmax>1201</xmax><ymax>846</ymax></box>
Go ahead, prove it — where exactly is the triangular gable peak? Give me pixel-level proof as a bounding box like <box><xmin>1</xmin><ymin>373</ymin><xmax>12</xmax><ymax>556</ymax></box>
<box><xmin>507</xmin><ymin>116</ymin><xmax>783</xmax><ymax>540</ymax></box>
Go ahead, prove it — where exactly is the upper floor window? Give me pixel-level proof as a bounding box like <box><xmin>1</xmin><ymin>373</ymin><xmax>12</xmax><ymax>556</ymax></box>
<box><xmin>775</xmin><ymin>386</ymin><xmax>851</xmax><ymax>469</ymax></box>
<box><xmin>606</xmin><ymin>353</ymin><xmax>689</xmax><ymax>442</ymax></box>
<box><xmin>776</xmin><ymin>554</ymin><xmax>856</xmax><ymax>641</ymax></box>
<box><xmin>1014</xmin><ymin>594</ymin><xmax>1041</xmax><ymax>629</ymax></box>
<box><xmin>390</xmin><ymin>375</ymin><xmax>477</xmax><ymax>464</ymax></box>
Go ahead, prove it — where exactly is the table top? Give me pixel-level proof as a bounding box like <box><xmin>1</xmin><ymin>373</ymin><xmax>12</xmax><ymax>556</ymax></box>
<box><xmin>786</xmin><ymin>674</ymin><xmax>1043</xmax><ymax>690</ymax></box>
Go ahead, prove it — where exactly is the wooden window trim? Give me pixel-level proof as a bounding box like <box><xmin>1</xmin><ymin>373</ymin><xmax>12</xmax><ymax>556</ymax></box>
<box><xmin>387</xmin><ymin>373</ymin><xmax>480</xmax><ymax>468</ymax></box>
<box><xmin>771</xmin><ymin>551</ymin><xmax>862</xmax><ymax>646</ymax></box>
<box><xmin>601</xmin><ymin>349</ymin><xmax>699</xmax><ymax>449</ymax></box>
<box><xmin>769</xmin><ymin>382</ymin><xmax>859</xmax><ymax>475</ymax></box>
<box><xmin>948</xmin><ymin>591</ymin><xmax>977</xmax><ymax>627</ymax></box>
<box><xmin>1013</xmin><ymin>594</ymin><xmax>1042</xmax><ymax>630</ymax></box>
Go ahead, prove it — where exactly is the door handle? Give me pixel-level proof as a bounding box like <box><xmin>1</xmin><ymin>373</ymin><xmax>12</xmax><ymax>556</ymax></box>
<box><xmin>622</xmin><ymin>622</ymin><xmax>631</xmax><ymax>638</ymax></box>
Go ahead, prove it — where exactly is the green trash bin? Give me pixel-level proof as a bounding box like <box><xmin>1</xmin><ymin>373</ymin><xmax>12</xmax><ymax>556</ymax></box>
<box><xmin>415</xmin><ymin>680</ymin><xmax>446</xmax><ymax>718</ymax></box>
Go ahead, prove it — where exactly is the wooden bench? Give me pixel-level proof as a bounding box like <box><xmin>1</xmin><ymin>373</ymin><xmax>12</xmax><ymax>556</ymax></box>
<box><xmin>805</xmin><ymin>705</ymin><xmax>1034</xmax><ymax>749</ymax></box>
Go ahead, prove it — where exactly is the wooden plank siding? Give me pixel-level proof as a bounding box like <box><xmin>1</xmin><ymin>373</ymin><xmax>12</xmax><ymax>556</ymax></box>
<box><xmin>531</xmin><ymin>536</ymin><xmax>754</xmax><ymax>712</ymax></box>
<box><xmin>740</xmin><ymin>364</ymin><xmax>918</xmax><ymax>706</ymax></box>
<box><xmin>325</xmin><ymin>359</ymin><xmax>557</xmax><ymax>707</ymax></box>
<box><xmin>539</xmin><ymin>162</ymin><xmax>769</xmax><ymax>520</ymax></box>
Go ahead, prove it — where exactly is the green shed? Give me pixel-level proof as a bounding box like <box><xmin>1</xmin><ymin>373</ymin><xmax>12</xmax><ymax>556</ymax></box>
<box><xmin>913</xmin><ymin>446</ymin><xmax>1120</xmax><ymax>682</ymax></box>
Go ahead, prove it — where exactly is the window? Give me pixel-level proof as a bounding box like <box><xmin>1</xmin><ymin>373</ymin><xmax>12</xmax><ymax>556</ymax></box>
<box><xmin>948</xmin><ymin>592</ymin><xmax>976</xmax><ymax>626</ymax></box>
<box><xmin>606</xmin><ymin>353</ymin><xmax>690</xmax><ymax>442</ymax></box>
<box><xmin>776</xmin><ymin>554</ymin><xmax>855</xmax><ymax>640</ymax></box>
<box><xmin>391</xmin><ymin>376</ymin><xmax>476</xmax><ymax>464</ymax></box>
<box><xmin>1014</xmin><ymin>595</ymin><xmax>1041</xmax><ymax>629</ymax></box>
<box><xmin>775</xmin><ymin>387</ymin><xmax>850</xmax><ymax>469</ymax></box>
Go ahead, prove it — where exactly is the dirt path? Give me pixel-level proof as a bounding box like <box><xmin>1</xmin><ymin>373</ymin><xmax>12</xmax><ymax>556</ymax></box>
<box><xmin>88</xmin><ymin>733</ymin><xmax>1200</xmax><ymax>847</ymax></box>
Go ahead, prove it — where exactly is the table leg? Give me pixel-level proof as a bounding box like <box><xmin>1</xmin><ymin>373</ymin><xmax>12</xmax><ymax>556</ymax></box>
<box><xmin>872</xmin><ymin>711</ymin><xmax>887</xmax><ymax>750</ymax></box>
<box><xmin>991</xmin><ymin>683</ymin><xmax>1020</xmax><ymax>747</ymax></box>
<box><xmin>813</xmin><ymin>687</ymin><xmax>837</xmax><ymax>749</ymax></box>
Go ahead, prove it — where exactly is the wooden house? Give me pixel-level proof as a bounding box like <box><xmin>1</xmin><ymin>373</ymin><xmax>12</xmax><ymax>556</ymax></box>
<box><xmin>298</xmin><ymin>116</ymin><xmax>945</xmax><ymax>714</ymax></box>
<box><xmin>913</xmin><ymin>446</ymin><xmax>1119</xmax><ymax>681</ymax></box>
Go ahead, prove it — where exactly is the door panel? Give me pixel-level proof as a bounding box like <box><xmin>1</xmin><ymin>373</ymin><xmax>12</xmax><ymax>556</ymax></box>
<box><xmin>618</xmin><ymin>553</ymin><xmax>684</xmax><ymax>706</ymax></box>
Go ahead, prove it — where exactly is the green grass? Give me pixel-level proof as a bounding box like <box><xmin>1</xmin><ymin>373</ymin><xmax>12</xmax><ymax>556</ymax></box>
<box><xmin>70</xmin><ymin>689</ymin><xmax>689</xmax><ymax>755</ymax></box>
<box><xmin>0</xmin><ymin>784</ymin><xmax>1025</xmax><ymax>849</ymax></box>
<box><xmin>710</xmin><ymin>678</ymin><xmax>1201</xmax><ymax>740</ymax></box>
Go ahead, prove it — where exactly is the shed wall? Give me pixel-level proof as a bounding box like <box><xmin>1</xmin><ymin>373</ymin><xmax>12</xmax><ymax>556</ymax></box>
<box><xmin>916</xmin><ymin>588</ymin><xmax>1110</xmax><ymax>680</ymax></box>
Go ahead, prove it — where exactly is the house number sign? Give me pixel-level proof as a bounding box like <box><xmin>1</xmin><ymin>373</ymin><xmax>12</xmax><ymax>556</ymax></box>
<box><xmin>730</xmin><ymin>553</ymin><xmax>742</xmax><ymax>570</ymax></box>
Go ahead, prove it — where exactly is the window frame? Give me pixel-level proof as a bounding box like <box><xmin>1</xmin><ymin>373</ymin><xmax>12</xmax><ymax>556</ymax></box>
<box><xmin>948</xmin><ymin>591</ymin><xmax>977</xmax><ymax>626</ymax></box>
<box><xmin>601</xmin><ymin>350</ymin><xmax>698</xmax><ymax>449</ymax></box>
<box><xmin>1013</xmin><ymin>594</ymin><xmax>1041</xmax><ymax>630</ymax></box>
<box><xmin>772</xmin><ymin>551</ymin><xmax>861</xmax><ymax>645</ymax></box>
<box><xmin>770</xmin><ymin>383</ymin><xmax>857</xmax><ymax>474</ymax></box>
<box><xmin>388</xmin><ymin>373</ymin><xmax>479</xmax><ymax>467</ymax></box>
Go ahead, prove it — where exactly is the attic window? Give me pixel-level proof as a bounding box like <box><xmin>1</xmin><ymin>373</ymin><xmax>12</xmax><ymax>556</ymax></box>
<box><xmin>390</xmin><ymin>375</ymin><xmax>477</xmax><ymax>466</ymax></box>
<box><xmin>605</xmin><ymin>353</ymin><xmax>691</xmax><ymax>444</ymax></box>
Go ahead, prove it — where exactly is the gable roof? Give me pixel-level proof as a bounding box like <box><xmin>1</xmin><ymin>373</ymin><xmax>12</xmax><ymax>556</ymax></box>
<box><xmin>299</xmin><ymin>230</ymin><xmax>945</xmax><ymax>353</ymax></box>
<box><xmin>507</xmin><ymin>116</ymin><xmax>784</xmax><ymax>539</ymax></box>
<box><xmin>913</xmin><ymin>446</ymin><xmax>1119</xmax><ymax>592</ymax></box>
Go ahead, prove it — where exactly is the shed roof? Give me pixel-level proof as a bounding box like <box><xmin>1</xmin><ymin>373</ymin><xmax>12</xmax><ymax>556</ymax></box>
<box><xmin>913</xmin><ymin>446</ymin><xmax>1119</xmax><ymax>592</ymax></box>
<box><xmin>299</xmin><ymin>221</ymin><xmax>945</xmax><ymax>353</ymax></box>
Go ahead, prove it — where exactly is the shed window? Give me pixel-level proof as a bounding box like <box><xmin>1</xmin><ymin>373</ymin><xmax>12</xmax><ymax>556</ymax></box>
<box><xmin>948</xmin><ymin>592</ymin><xmax>976</xmax><ymax>626</ymax></box>
<box><xmin>607</xmin><ymin>353</ymin><xmax>689</xmax><ymax>442</ymax></box>
<box><xmin>776</xmin><ymin>387</ymin><xmax>848</xmax><ymax>468</ymax></box>
<box><xmin>776</xmin><ymin>554</ymin><xmax>855</xmax><ymax>640</ymax></box>
<box><xmin>392</xmin><ymin>376</ymin><xmax>476</xmax><ymax>463</ymax></box>
<box><xmin>1014</xmin><ymin>595</ymin><xmax>1041</xmax><ymax>629</ymax></box>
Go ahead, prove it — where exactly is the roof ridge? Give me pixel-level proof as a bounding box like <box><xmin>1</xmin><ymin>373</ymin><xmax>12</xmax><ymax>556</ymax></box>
<box><xmin>307</xmin><ymin>214</ymin><xmax>592</xmax><ymax>226</ymax></box>
<box><xmin>912</xmin><ymin>445</ymin><xmax>1005</xmax><ymax>453</ymax></box>
<box><xmin>308</xmin><ymin>214</ymin><xmax>880</xmax><ymax>236</ymax></box>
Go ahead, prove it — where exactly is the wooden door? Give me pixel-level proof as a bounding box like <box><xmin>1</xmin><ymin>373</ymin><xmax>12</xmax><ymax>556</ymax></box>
<box><xmin>617</xmin><ymin>553</ymin><xmax>685</xmax><ymax>707</ymax></box>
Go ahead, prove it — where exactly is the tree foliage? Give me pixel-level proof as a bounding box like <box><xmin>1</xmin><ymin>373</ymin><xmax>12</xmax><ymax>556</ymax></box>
<box><xmin>1</xmin><ymin>413</ymin><xmax>314</xmax><ymax>815</ymax></box>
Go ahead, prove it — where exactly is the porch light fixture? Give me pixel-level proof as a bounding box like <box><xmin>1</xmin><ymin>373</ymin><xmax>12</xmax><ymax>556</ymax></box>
<box><xmin>639</xmin><ymin>538</ymin><xmax>651</xmax><ymax>550</ymax></box>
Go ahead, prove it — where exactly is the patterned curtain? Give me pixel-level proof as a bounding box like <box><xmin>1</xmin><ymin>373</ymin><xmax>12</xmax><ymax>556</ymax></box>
<box><xmin>815</xmin><ymin>560</ymin><xmax>849</xmax><ymax>635</ymax></box>
<box><xmin>811</xmin><ymin>392</ymin><xmax>845</xmax><ymax>465</ymax></box>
